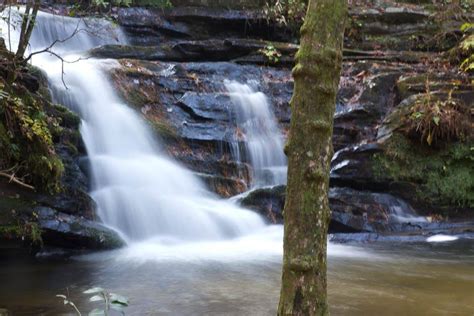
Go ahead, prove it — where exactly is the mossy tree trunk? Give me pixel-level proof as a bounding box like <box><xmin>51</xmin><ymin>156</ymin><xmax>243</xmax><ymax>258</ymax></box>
<box><xmin>278</xmin><ymin>1</ymin><xmax>347</xmax><ymax>315</ymax></box>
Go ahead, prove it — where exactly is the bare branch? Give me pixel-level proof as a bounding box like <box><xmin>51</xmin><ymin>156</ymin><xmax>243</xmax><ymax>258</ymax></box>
<box><xmin>42</xmin><ymin>50</ymin><xmax>89</xmax><ymax>89</ymax></box>
<box><xmin>0</xmin><ymin>171</ymin><xmax>35</xmax><ymax>190</ymax></box>
<box><xmin>22</xmin><ymin>19</ymin><xmax>83</xmax><ymax>62</ymax></box>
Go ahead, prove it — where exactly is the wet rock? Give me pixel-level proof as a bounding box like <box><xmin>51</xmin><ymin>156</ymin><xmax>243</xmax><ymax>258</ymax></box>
<box><xmin>116</xmin><ymin>6</ymin><xmax>279</xmax><ymax>44</ymax></box>
<box><xmin>108</xmin><ymin>60</ymin><xmax>291</xmax><ymax>194</ymax></box>
<box><xmin>36</xmin><ymin>207</ymin><xmax>125</xmax><ymax>250</ymax></box>
<box><xmin>238</xmin><ymin>185</ymin><xmax>428</xmax><ymax>233</ymax></box>
<box><xmin>90</xmin><ymin>39</ymin><xmax>298</xmax><ymax>64</ymax></box>
<box><xmin>177</xmin><ymin>92</ymin><xmax>232</xmax><ymax>121</ymax></box>
<box><xmin>328</xmin><ymin>187</ymin><xmax>427</xmax><ymax>233</ymax></box>
<box><xmin>198</xmin><ymin>173</ymin><xmax>248</xmax><ymax>198</ymax></box>
<box><xmin>330</xmin><ymin>143</ymin><xmax>385</xmax><ymax>190</ymax></box>
<box><xmin>239</xmin><ymin>185</ymin><xmax>286</xmax><ymax>223</ymax></box>
<box><xmin>331</xmin><ymin>221</ymin><xmax>474</xmax><ymax>243</ymax></box>
<box><xmin>117</xmin><ymin>7</ymin><xmax>192</xmax><ymax>42</ymax></box>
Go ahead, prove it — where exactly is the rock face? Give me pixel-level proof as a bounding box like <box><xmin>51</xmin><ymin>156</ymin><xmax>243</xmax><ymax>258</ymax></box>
<box><xmin>98</xmin><ymin>2</ymin><xmax>472</xmax><ymax>234</ymax></box>
<box><xmin>239</xmin><ymin>186</ymin><xmax>433</xmax><ymax>234</ymax></box>
<box><xmin>0</xmin><ymin>63</ymin><xmax>96</xmax><ymax>251</ymax></box>
<box><xmin>109</xmin><ymin>60</ymin><xmax>291</xmax><ymax>196</ymax></box>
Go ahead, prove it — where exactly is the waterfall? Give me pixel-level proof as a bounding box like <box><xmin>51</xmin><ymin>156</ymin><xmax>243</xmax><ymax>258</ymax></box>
<box><xmin>2</xmin><ymin>10</ymin><xmax>267</xmax><ymax>242</ymax></box>
<box><xmin>225</xmin><ymin>81</ymin><xmax>287</xmax><ymax>188</ymax></box>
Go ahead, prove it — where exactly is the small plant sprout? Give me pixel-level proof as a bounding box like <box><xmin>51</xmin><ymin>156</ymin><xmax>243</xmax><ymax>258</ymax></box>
<box><xmin>56</xmin><ymin>290</ymin><xmax>82</xmax><ymax>316</ymax></box>
<box><xmin>83</xmin><ymin>287</ymin><xmax>129</xmax><ymax>315</ymax></box>
<box><xmin>56</xmin><ymin>287</ymin><xmax>129</xmax><ymax>315</ymax></box>
<box><xmin>258</xmin><ymin>44</ymin><xmax>282</xmax><ymax>64</ymax></box>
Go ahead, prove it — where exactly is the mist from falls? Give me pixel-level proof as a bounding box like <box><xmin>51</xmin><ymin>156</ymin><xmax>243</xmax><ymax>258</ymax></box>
<box><xmin>225</xmin><ymin>81</ymin><xmax>287</xmax><ymax>188</ymax></box>
<box><xmin>4</xmin><ymin>11</ymin><xmax>268</xmax><ymax>243</ymax></box>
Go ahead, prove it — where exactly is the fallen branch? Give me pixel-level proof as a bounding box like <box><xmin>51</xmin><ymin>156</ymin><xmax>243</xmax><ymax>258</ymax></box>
<box><xmin>0</xmin><ymin>171</ymin><xmax>35</xmax><ymax>190</ymax></box>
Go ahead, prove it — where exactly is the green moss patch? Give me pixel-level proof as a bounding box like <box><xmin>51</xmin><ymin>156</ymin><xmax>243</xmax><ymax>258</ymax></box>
<box><xmin>373</xmin><ymin>133</ymin><xmax>474</xmax><ymax>209</ymax></box>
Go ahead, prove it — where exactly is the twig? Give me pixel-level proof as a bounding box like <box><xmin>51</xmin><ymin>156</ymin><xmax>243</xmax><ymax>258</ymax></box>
<box><xmin>0</xmin><ymin>171</ymin><xmax>35</xmax><ymax>190</ymax></box>
<box><xmin>22</xmin><ymin>19</ymin><xmax>84</xmax><ymax>63</ymax></box>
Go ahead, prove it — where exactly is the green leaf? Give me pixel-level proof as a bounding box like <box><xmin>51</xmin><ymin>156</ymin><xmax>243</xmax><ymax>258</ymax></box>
<box><xmin>88</xmin><ymin>308</ymin><xmax>105</xmax><ymax>316</ymax></box>
<box><xmin>83</xmin><ymin>287</ymin><xmax>104</xmax><ymax>294</ymax></box>
<box><xmin>433</xmin><ymin>116</ymin><xmax>440</xmax><ymax>126</ymax></box>
<box><xmin>110</xmin><ymin>303</ymin><xmax>125</xmax><ymax>314</ymax></box>
<box><xmin>460</xmin><ymin>22</ymin><xmax>474</xmax><ymax>33</ymax></box>
<box><xmin>89</xmin><ymin>295</ymin><xmax>104</xmax><ymax>302</ymax></box>
<box><xmin>109</xmin><ymin>293</ymin><xmax>129</xmax><ymax>306</ymax></box>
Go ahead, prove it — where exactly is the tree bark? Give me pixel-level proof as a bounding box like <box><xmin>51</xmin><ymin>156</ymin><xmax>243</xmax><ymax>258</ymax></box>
<box><xmin>277</xmin><ymin>1</ymin><xmax>347</xmax><ymax>315</ymax></box>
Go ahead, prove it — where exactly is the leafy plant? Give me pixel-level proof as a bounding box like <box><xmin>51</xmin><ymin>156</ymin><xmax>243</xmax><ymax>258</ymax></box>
<box><xmin>92</xmin><ymin>0</ymin><xmax>132</xmax><ymax>7</ymax></box>
<box><xmin>263</xmin><ymin>0</ymin><xmax>307</xmax><ymax>29</ymax></box>
<box><xmin>458</xmin><ymin>34</ymin><xmax>474</xmax><ymax>72</ymax></box>
<box><xmin>57</xmin><ymin>287</ymin><xmax>129</xmax><ymax>316</ymax></box>
<box><xmin>0</xmin><ymin>81</ymin><xmax>64</xmax><ymax>192</ymax></box>
<box><xmin>56</xmin><ymin>291</ymin><xmax>81</xmax><ymax>316</ymax></box>
<box><xmin>405</xmin><ymin>90</ymin><xmax>471</xmax><ymax>146</ymax></box>
<box><xmin>258</xmin><ymin>44</ymin><xmax>282</xmax><ymax>64</ymax></box>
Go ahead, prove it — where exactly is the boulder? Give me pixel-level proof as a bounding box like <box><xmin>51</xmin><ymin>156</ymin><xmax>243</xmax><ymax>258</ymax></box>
<box><xmin>239</xmin><ymin>185</ymin><xmax>286</xmax><ymax>223</ymax></box>
<box><xmin>36</xmin><ymin>207</ymin><xmax>125</xmax><ymax>250</ymax></box>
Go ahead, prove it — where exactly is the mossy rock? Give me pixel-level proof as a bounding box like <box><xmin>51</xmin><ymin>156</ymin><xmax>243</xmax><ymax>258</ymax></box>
<box><xmin>373</xmin><ymin>133</ymin><xmax>473</xmax><ymax>213</ymax></box>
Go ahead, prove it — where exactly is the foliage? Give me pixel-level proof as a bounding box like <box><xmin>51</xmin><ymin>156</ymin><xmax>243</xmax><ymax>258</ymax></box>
<box><xmin>373</xmin><ymin>133</ymin><xmax>474</xmax><ymax>209</ymax></box>
<box><xmin>446</xmin><ymin>22</ymin><xmax>474</xmax><ymax>73</ymax></box>
<box><xmin>258</xmin><ymin>44</ymin><xmax>282</xmax><ymax>64</ymax></box>
<box><xmin>458</xmin><ymin>34</ymin><xmax>474</xmax><ymax>72</ymax></box>
<box><xmin>57</xmin><ymin>287</ymin><xmax>129</xmax><ymax>316</ymax></box>
<box><xmin>460</xmin><ymin>22</ymin><xmax>474</xmax><ymax>33</ymax></box>
<box><xmin>0</xmin><ymin>221</ymin><xmax>43</xmax><ymax>247</ymax></box>
<box><xmin>401</xmin><ymin>91</ymin><xmax>471</xmax><ymax>146</ymax></box>
<box><xmin>132</xmin><ymin>0</ymin><xmax>172</xmax><ymax>7</ymax></box>
<box><xmin>264</xmin><ymin>0</ymin><xmax>307</xmax><ymax>30</ymax></box>
<box><xmin>0</xmin><ymin>77</ymin><xmax>64</xmax><ymax>192</ymax></box>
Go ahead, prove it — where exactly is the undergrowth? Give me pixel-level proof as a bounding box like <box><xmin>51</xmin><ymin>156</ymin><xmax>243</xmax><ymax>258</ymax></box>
<box><xmin>0</xmin><ymin>68</ymin><xmax>64</xmax><ymax>193</ymax></box>
<box><xmin>374</xmin><ymin>133</ymin><xmax>474</xmax><ymax>209</ymax></box>
<box><xmin>401</xmin><ymin>91</ymin><xmax>471</xmax><ymax>146</ymax></box>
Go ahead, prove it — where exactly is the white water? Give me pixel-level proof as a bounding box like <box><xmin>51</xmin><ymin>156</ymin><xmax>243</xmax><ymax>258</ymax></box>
<box><xmin>225</xmin><ymin>81</ymin><xmax>287</xmax><ymax>188</ymax></box>
<box><xmin>2</xmin><ymin>10</ymin><xmax>268</xmax><ymax>243</ymax></box>
<box><xmin>427</xmin><ymin>235</ymin><xmax>459</xmax><ymax>243</ymax></box>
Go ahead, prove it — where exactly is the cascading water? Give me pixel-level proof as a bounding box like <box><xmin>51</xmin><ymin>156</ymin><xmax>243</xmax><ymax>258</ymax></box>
<box><xmin>225</xmin><ymin>81</ymin><xmax>287</xmax><ymax>188</ymax></box>
<box><xmin>2</xmin><ymin>10</ymin><xmax>267</xmax><ymax>242</ymax></box>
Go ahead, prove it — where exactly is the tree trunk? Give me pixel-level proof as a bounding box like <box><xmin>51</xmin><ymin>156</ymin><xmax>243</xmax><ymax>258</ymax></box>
<box><xmin>15</xmin><ymin>0</ymin><xmax>40</xmax><ymax>59</ymax></box>
<box><xmin>277</xmin><ymin>1</ymin><xmax>347</xmax><ymax>315</ymax></box>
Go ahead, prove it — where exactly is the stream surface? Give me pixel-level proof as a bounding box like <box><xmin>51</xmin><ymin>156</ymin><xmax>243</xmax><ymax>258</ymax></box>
<box><xmin>1</xmin><ymin>236</ymin><xmax>473</xmax><ymax>316</ymax></box>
